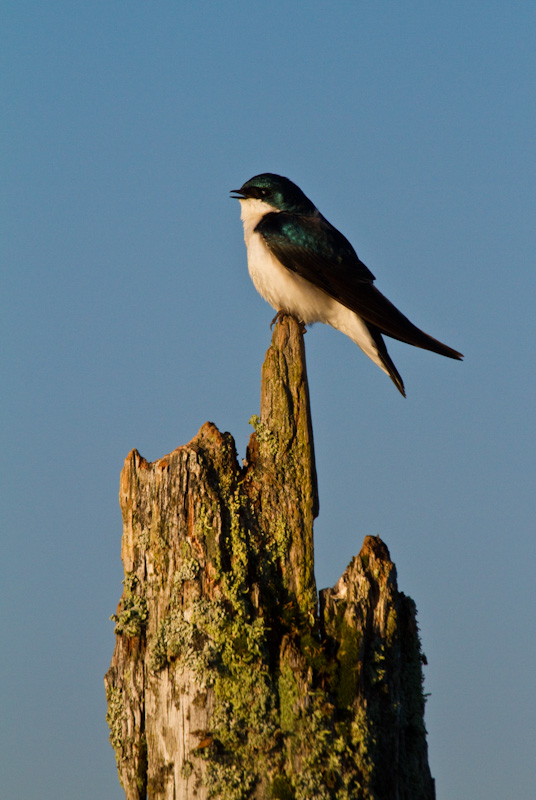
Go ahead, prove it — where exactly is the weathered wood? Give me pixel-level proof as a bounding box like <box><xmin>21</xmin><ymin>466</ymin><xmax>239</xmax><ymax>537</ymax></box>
<box><xmin>105</xmin><ymin>315</ymin><xmax>435</xmax><ymax>799</ymax></box>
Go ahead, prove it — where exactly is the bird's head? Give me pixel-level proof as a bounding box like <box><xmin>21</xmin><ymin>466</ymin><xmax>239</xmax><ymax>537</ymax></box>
<box><xmin>231</xmin><ymin>173</ymin><xmax>317</xmax><ymax>215</ymax></box>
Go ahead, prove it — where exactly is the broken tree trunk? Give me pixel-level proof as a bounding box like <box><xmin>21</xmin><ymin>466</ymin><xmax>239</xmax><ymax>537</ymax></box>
<box><xmin>105</xmin><ymin>315</ymin><xmax>435</xmax><ymax>800</ymax></box>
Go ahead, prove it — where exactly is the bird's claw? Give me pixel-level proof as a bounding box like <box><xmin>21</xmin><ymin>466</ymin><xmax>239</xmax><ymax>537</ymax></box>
<box><xmin>270</xmin><ymin>310</ymin><xmax>286</xmax><ymax>329</ymax></box>
<box><xmin>270</xmin><ymin>311</ymin><xmax>307</xmax><ymax>335</ymax></box>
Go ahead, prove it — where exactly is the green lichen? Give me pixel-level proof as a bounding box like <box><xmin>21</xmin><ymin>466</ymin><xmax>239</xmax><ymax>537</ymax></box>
<box><xmin>174</xmin><ymin>556</ymin><xmax>200</xmax><ymax>585</ymax></box>
<box><xmin>150</xmin><ymin>518</ymin><xmax>171</xmax><ymax>575</ymax></box>
<box><xmin>192</xmin><ymin>500</ymin><xmax>222</xmax><ymax>572</ymax></box>
<box><xmin>181</xmin><ymin>759</ymin><xmax>194</xmax><ymax>779</ymax></box>
<box><xmin>149</xmin><ymin>600</ymin><xmax>218</xmax><ymax>682</ymax></box>
<box><xmin>249</xmin><ymin>414</ymin><xmax>278</xmax><ymax>456</ymax></box>
<box><xmin>137</xmin><ymin>526</ymin><xmax>150</xmax><ymax>551</ymax></box>
<box><xmin>220</xmin><ymin>487</ymin><xmax>249</xmax><ymax>608</ymax></box>
<box><xmin>147</xmin><ymin>761</ymin><xmax>173</xmax><ymax>794</ymax></box>
<box><xmin>110</xmin><ymin>574</ymin><xmax>148</xmax><ymax>637</ymax></box>
<box><xmin>194</xmin><ymin>501</ymin><xmax>217</xmax><ymax>540</ymax></box>
<box><xmin>105</xmin><ymin>685</ymin><xmax>149</xmax><ymax>795</ymax></box>
<box><xmin>271</xmin><ymin>774</ymin><xmax>295</xmax><ymax>799</ymax></box>
<box><xmin>349</xmin><ymin>707</ymin><xmax>375</xmax><ymax>782</ymax></box>
<box><xmin>335</xmin><ymin>620</ymin><xmax>362</xmax><ymax>710</ymax></box>
<box><xmin>150</xmin><ymin>609</ymin><xmax>198</xmax><ymax>674</ymax></box>
<box><xmin>369</xmin><ymin>641</ymin><xmax>387</xmax><ymax>686</ymax></box>
<box><xmin>206</xmin><ymin>658</ymin><xmax>277</xmax><ymax>797</ymax></box>
<box><xmin>386</xmin><ymin>607</ymin><xmax>398</xmax><ymax>646</ymax></box>
<box><xmin>278</xmin><ymin>659</ymin><xmax>300</xmax><ymax>733</ymax></box>
<box><xmin>272</xmin><ymin>515</ymin><xmax>291</xmax><ymax>561</ymax></box>
<box><xmin>172</xmin><ymin>595</ymin><xmax>279</xmax><ymax>799</ymax></box>
<box><xmin>105</xmin><ymin>685</ymin><xmax>125</xmax><ymax>758</ymax></box>
<box><xmin>282</xmin><ymin>692</ymin><xmax>371</xmax><ymax>800</ymax></box>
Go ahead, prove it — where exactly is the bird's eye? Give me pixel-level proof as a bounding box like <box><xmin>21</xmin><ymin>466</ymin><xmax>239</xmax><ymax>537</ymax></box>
<box><xmin>259</xmin><ymin>188</ymin><xmax>268</xmax><ymax>197</ymax></box>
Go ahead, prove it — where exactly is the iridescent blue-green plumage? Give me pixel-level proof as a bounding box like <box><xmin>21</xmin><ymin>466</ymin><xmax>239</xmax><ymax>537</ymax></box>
<box><xmin>232</xmin><ymin>173</ymin><xmax>463</xmax><ymax>396</ymax></box>
<box><xmin>255</xmin><ymin>212</ymin><xmax>376</xmax><ymax>285</ymax></box>
<box><xmin>234</xmin><ymin>173</ymin><xmax>318</xmax><ymax>214</ymax></box>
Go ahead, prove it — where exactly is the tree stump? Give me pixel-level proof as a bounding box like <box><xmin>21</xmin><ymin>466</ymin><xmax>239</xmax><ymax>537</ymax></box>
<box><xmin>105</xmin><ymin>315</ymin><xmax>435</xmax><ymax>800</ymax></box>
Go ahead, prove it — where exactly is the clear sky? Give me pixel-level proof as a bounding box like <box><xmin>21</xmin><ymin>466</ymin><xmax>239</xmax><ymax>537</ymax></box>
<box><xmin>2</xmin><ymin>2</ymin><xmax>535</xmax><ymax>798</ymax></box>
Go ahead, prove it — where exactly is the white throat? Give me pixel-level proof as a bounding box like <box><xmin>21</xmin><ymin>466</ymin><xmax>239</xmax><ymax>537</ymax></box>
<box><xmin>238</xmin><ymin>197</ymin><xmax>280</xmax><ymax>238</ymax></box>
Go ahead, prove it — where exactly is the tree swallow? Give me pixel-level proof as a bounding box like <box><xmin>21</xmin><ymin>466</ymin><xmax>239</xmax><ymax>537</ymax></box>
<box><xmin>231</xmin><ymin>173</ymin><xmax>463</xmax><ymax>396</ymax></box>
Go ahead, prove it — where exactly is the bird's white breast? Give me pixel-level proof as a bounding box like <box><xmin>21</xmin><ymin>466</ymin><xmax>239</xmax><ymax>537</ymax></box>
<box><xmin>238</xmin><ymin>197</ymin><xmax>336</xmax><ymax>324</ymax></box>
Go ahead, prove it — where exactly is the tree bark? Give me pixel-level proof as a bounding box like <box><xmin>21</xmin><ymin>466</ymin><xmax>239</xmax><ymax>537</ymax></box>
<box><xmin>105</xmin><ymin>315</ymin><xmax>435</xmax><ymax>800</ymax></box>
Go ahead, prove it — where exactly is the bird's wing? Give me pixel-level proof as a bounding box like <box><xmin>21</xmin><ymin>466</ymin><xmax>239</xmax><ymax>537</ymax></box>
<box><xmin>256</xmin><ymin>211</ymin><xmax>376</xmax><ymax>287</ymax></box>
<box><xmin>256</xmin><ymin>212</ymin><xmax>463</xmax><ymax>360</ymax></box>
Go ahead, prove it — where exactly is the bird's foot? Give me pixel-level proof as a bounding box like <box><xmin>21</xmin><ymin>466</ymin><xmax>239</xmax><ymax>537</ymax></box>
<box><xmin>270</xmin><ymin>310</ymin><xmax>307</xmax><ymax>334</ymax></box>
<box><xmin>270</xmin><ymin>310</ymin><xmax>287</xmax><ymax>329</ymax></box>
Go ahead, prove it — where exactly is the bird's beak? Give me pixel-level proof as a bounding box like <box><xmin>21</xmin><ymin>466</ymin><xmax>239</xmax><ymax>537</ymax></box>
<box><xmin>230</xmin><ymin>189</ymin><xmax>246</xmax><ymax>199</ymax></box>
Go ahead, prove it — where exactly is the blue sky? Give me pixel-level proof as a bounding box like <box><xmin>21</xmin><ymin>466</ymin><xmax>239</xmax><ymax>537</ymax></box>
<box><xmin>2</xmin><ymin>2</ymin><xmax>535</xmax><ymax>798</ymax></box>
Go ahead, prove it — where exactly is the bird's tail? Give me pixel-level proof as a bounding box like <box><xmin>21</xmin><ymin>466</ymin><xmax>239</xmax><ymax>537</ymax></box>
<box><xmin>385</xmin><ymin>324</ymin><xmax>463</xmax><ymax>360</ymax></box>
<box><xmin>367</xmin><ymin>325</ymin><xmax>406</xmax><ymax>396</ymax></box>
<box><xmin>359</xmin><ymin>285</ymin><xmax>463</xmax><ymax>361</ymax></box>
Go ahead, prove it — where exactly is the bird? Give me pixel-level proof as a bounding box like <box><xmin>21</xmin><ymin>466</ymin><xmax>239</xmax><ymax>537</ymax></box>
<box><xmin>231</xmin><ymin>172</ymin><xmax>462</xmax><ymax>397</ymax></box>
